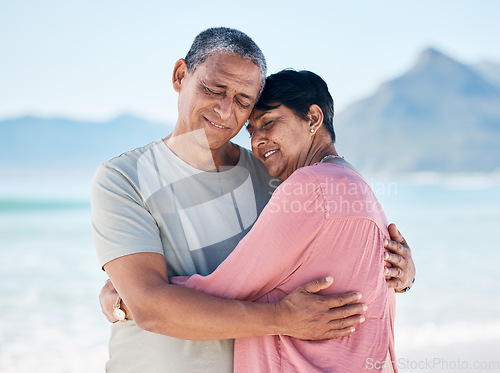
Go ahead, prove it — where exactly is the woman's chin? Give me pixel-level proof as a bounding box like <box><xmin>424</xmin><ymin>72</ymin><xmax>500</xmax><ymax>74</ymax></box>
<box><xmin>266</xmin><ymin>168</ymin><xmax>286</xmax><ymax>180</ymax></box>
<box><xmin>266</xmin><ymin>168</ymin><xmax>278</xmax><ymax>178</ymax></box>
<box><xmin>264</xmin><ymin>160</ymin><xmax>289</xmax><ymax>180</ymax></box>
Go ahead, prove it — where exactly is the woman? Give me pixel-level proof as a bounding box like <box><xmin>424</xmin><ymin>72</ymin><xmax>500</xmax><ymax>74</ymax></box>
<box><xmin>171</xmin><ymin>69</ymin><xmax>397</xmax><ymax>372</ymax></box>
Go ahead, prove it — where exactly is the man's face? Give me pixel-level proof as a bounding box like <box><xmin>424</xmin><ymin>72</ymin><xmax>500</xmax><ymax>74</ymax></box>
<box><xmin>174</xmin><ymin>52</ymin><xmax>262</xmax><ymax>150</ymax></box>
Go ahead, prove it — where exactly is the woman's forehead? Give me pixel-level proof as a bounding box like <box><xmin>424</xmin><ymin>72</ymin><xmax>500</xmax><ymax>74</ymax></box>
<box><xmin>250</xmin><ymin>108</ymin><xmax>269</xmax><ymax>121</ymax></box>
<box><xmin>248</xmin><ymin>110</ymin><xmax>269</xmax><ymax>126</ymax></box>
<box><xmin>249</xmin><ymin>104</ymin><xmax>284</xmax><ymax>123</ymax></box>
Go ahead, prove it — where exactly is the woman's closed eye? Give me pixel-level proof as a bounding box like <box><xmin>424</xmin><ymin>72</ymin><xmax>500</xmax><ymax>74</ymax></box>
<box><xmin>262</xmin><ymin>120</ymin><xmax>274</xmax><ymax>129</ymax></box>
<box><xmin>247</xmin><ymin>120</ymin><xmax>274</xmax><ymax>138</ymax></box>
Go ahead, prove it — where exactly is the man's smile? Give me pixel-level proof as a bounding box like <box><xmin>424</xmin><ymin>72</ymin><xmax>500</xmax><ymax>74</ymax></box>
<box><xmin>205</xmin><ymin>117</ymin><xmax>229</xmax><ymax>131</ymax></box>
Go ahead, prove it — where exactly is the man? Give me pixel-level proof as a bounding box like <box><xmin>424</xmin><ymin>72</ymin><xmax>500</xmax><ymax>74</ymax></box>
<box><xmin>92</xmin><ymin>27</ymin><xmax>415</xmax><ymax>372</ymax></box>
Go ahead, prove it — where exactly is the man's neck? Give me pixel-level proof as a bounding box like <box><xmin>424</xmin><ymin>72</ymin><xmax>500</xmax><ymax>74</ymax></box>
<box><xmin>163</xmin><ymin>133</ymin><xmax>240</xmax><ymax>172</ymax></box>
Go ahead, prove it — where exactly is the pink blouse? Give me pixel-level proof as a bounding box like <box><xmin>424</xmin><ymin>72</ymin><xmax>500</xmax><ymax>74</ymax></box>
<box><xmin>171</xmin><ymin>164</ymin><xmax>397</xmax><ymax>372</ymax></box>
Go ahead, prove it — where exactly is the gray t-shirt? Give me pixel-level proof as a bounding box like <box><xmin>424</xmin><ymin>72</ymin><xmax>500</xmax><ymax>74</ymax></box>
<box><xmin>91</xmin><ymin>139</ymin><xmax>277</xmax><ymax>372</ymax></box>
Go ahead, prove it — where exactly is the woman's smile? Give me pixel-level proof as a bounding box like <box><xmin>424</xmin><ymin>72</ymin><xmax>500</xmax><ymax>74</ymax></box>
<box><xmin>262</xmin><ymin>149</ymin><xmax>279</xmax><ymax>160</ymax></box>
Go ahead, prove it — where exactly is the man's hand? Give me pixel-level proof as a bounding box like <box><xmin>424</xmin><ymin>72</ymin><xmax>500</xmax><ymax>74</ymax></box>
<box><xmin>384</xmin><ymin>223</ymin><xmax>416</xmax><ymax>292</ymax></box>
<box><xmin>275</xmin><ymin>276</ymin><xmax>366</xmax><ymax>340</ymax></box>
<box><xmin>99</xmin><ymin>279</ymin><xmax>131</xmax><ymax>323</ymax></box>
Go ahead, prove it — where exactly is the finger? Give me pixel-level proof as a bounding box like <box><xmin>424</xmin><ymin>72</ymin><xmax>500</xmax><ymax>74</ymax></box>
<box><xmin>103</xmin><ymin>278</ymin><xmax>114</xmax><ymax>290</ymax></box>
<box><xmin>324</xmin><ymin>291</ymin><xmax>363</xmax><ymax>308</ymax></box>
<box><xmin>328</xmin><ymin>302</ymin><xmax>367</xmax><ymax>319</ymax></box>
<box><xmin>386</xmin><ymin>277</ymin><xmax>403</xmax><ymax>289</ymax></box>
<box><xmin>104</xmin><ymin>278</ymin><xmax>114</xmax><ymax>290</ymax></box>
<box><xmin>385</xmin><ymin>266</ymin><xmax>403</xmax><ymax>279</ymax></box>
<box><xmin>328</xmin><ymin>313</ymin><xmax>366</xmax><ymax>331</ymax></box>
<box><xmin>301</xmin><ymin>276</ymin><xmax>334</xmax><ymax>294</ymax></box>
<box><xmin>384</xmin><ymin>250</ymin><xmax>405</xmax><ymax>267</ymax></box>
<box><xmin>384</xmin><ymin>239</ymin><xmax>408</xmax><ymax>257</ymax></box>
<box><xmin>322</xmin><ymin>326</ymin><xmax>358</xmax><ymax>340</ymax></box>
<box><xmin>387</xmin><ymin>223</ymin><xmax>406</xmax><ymax>243</ymax></box>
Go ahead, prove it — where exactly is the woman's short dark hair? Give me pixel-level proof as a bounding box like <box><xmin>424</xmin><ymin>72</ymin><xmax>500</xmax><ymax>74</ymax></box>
<box><xmin>254</xmin><ymin>69</ymin><xmax>335</xmax><ymax>142</ymax></box>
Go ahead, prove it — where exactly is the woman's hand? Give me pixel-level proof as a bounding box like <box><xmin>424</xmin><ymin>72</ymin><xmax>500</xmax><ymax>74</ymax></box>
<box><xmin>384</xmin><ymin>223</ymin><xmax>416</xmax><ymax>292</ymax></box>
<box><xmin>99</xmin><ymin>279</ymin><xmax>131</xmax><ymax>323</ymax></box>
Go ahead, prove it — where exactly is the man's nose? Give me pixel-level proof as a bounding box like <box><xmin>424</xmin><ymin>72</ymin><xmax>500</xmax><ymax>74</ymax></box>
<box><xmin>214</xmin><ymin>96</ymin><xmax>232</xmax><ymax>121</ymax></box>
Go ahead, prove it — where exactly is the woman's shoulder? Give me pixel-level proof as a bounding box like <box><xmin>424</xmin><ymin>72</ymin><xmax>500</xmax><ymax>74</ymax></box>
<box><xmin>295</xmin><ymin>163</ymin><xmax>381</xmax><ymax>208</ymax></box>
<box><xmin>279</xmin><ymin>164</ymin><xmax>364</xmax><ymax>191</ymax></box>
<box><xmin>273</xmin><ymin>164</ymin><xmax>372</xmax><ymax>201</ymax></box>
<box><xmin>270</xmin><ymin>167</ymin><xmax>323</xmax><ymax>203</ymax></box>
<box><xmin>284</xmin><ymin>166</ymin><xmax>323</xmax><ymax>186</ymax></box>
<box><xmin>310</xmin><ymin>162</ymin><xmax>369</xmax><ymax>186</ymax></box>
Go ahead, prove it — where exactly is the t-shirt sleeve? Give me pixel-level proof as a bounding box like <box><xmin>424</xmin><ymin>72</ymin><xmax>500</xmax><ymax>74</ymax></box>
<box><xmin>171</xmin><ymin>168</ymin><xmax>325</xmax><ymax>301</ymax></box>
<box><xmin>91</xmin><ymin>163</ymin><xmax>164</xmax><ymax>268</ymax></box>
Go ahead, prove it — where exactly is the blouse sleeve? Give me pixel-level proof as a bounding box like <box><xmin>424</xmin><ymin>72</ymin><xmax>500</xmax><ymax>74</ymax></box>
<box><xmin>170</xmin><ymin>168</ymin><xmax>325</xmax><ymax>301</ymax></box>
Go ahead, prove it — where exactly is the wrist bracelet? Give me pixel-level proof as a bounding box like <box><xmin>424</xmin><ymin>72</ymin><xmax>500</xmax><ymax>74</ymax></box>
<box><xmin>113</xmin><ymin>295</ymin><xmax>127</xmax><ymax>321</ymax></box>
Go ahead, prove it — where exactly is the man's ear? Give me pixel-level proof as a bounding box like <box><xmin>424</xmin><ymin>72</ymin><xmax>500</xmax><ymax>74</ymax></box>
<box><xmin>308</xmin><ymin>104</ymin><xmax>324</xmax><ymax>133</ymax></box>
<box><xmin>172</xmin><ymin>59</ymin><xmax>188</xmax><ymax>93</ymax></box>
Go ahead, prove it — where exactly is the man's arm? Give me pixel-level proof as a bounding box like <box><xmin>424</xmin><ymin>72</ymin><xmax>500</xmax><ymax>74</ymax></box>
<box><xmin>94</xmin><ymin>163</ymin><xmax>365</xmax><ymax>340</ymax></box>
<box><xmin>100</xmin><ymin>221</ymin><xmax>414</xmax><ymax>338</ymax></box>
<box><xmin>103</xmin><ymin>252</ymin><xmax>365</xmax><ymax>340</ymax></box>
<box><xmin>384</xmin><ymin>223</ymin><xmax>416</xmax><ymax>292</ymax></box>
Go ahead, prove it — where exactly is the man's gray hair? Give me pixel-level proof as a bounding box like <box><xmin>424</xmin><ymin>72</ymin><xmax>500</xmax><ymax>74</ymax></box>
<box><xmin>185</xmin><ymin>27</ymin><xmax>267</xmax><ymax>96</ymax></box>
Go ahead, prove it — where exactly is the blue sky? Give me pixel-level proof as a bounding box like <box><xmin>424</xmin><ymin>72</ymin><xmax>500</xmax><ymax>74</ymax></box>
<box><xmin>1</xmin><ymin>0</ymin><xmax>499</xmax><ymax>124</ymax></box>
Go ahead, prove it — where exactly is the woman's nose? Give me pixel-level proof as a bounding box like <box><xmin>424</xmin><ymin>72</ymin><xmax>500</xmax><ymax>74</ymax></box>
<box><xmin>251</xmin><ymin>128</ymin><xmax>267</xmax><ymax>148</ymax></box>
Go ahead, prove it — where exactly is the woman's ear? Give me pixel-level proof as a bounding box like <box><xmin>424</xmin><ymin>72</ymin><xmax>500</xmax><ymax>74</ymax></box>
<box><xmin>308</xmin><ymin>104</ymin><xmax>324</xmax><ymax>134</ymax></box>
<box><xmin>172</xmin><ymin>59</ymin><xmax>188</xmax><ymax>93</ymax></box>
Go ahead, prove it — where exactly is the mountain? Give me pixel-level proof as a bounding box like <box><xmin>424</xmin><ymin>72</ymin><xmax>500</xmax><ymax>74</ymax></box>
<box><xmin>335</xmin><ymin>47</ymin><xmax>500</xmax><ymax>174</ymax></box>
<box><xmin>2</xmin><ymin>47</ymin><xmax>499</xmax><ymax>175</ymax></box>
<box><xmin>473</xmin><ymin>61</ymin><xmax>500</xmax><ymax>89</ymax></box>
<box><xmin>0</xmin><ymin>114</ymin><xmax>174</xmax><ymax>171</ymax></box>
<box><xmin>0</xmin><ymin>113</ymin><xmax>254</xmax><ymax>173</ymax></box>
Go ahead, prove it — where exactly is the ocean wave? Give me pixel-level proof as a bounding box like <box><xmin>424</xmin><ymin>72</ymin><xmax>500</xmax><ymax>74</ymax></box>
<box><xmin>371</xmin><ymin>172</ymin><xmax>500</xmax><ymax>189</ymax></box>
<box><xmin>396</xmin><ymin>320</ymin><xmax>500</xmax><ymax>349</ymax></box>
<box><xmin>0</xmin><ymin>199</ymin><xmax>89</xmax><ymax>212</ymax></box>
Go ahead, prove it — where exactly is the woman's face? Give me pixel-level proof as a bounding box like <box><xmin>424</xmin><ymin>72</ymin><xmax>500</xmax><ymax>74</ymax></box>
<box><xmin>246</xmin><ymin>104</ymin><xmax>313</xmax><ymax>180</ymax></box>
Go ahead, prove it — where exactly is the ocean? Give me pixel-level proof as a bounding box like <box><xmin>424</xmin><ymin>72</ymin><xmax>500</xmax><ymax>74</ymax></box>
<box><xmin>1</xmin><ymin>169</ymin><xmax>500</xmax><ymax>372</ymax></box>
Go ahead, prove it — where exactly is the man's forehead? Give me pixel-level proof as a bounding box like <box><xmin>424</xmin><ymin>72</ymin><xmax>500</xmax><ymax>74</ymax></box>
<box><xmin>198</xmin><ymin>53</ymin><xmax>260</xmax><ymax>81</ymax></box>
<box><xmin>200</xmin><ymin>51</ymin><xmax>259</xmax><ymax>69</ymax></box>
